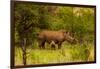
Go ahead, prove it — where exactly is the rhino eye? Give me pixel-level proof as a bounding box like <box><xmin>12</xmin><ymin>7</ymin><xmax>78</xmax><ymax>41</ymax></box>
<box><xmin>66</xmin><ymin>31</ymin><xmax>68</xmax><ymax>34</ymax></box>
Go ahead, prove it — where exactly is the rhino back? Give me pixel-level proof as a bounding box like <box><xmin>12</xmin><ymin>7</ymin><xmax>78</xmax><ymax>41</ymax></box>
<box><xmin>40</xmin><ymin>30</ymin><xmax>65</xmax><ymax>41</ymax></box>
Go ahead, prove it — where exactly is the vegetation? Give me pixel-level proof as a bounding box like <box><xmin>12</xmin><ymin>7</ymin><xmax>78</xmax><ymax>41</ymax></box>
<box><xmin>15</xmin><ymin>43</ymin><xmax>94</xmax><ymax>65</ymax></box>
<box><xmin>14</xmin><ymin>2</ymin><xmax>95</xmax><ymax>65</ymax></box>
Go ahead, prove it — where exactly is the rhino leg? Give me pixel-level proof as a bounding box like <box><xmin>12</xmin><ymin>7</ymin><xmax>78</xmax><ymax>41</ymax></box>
<box><xmin>50</xmin><ymin>41</ymin><xmax>56</xmax><ymax>49</ymax></box>
<box><xmin>41</xmin><ymin>41</ymin><xmax>45</xmax><ymax>49</ymax></box>
<box><xmin>39</xmin><ymin>40</ymin><xmax>45</xmax><ymax>49</ymax></box>
<box><xmin>58</xmin><ymin>42</ymin><xmax>62</xmax><ymax>49</ymax></box>
<box><xmin>49</xmin><ymin>41</ymin><xmax>55</xmax><ymax>49</ymax></box>
<box><xmin>51</xmin><ymin>44</ymin><xmax>56</xmax><ymax>49</ymax></box>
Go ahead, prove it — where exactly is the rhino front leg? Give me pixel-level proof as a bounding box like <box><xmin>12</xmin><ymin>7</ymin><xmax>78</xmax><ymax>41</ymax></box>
<box><xmin>50</xmin><ymin>41</ymin><xmax>56</xmax><ymax>49</ymax></box>
<box><xmin>58</xmin><ymin>42</ymin><xmax>62</xmax><ymax>49</ymax></box>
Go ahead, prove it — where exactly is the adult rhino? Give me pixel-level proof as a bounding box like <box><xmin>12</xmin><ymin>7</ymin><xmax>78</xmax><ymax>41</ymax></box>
<box><xmin>37</xmin><ymin>30</ymin><xmax>77</xmax><ymax>49</ymax></box>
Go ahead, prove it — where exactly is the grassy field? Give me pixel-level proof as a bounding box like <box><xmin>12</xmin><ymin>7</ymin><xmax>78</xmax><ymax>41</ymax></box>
<box><xmin>15</xmin><ymin>43</ymin><xmax>95</xmax><ymax>65</ymax></box>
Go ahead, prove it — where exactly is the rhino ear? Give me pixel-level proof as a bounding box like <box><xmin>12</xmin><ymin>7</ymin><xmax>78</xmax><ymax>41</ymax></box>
<box><xmin>66</xmin><ymin>31</ymin><xmax>70</xmax><ymax>35</ymax></box>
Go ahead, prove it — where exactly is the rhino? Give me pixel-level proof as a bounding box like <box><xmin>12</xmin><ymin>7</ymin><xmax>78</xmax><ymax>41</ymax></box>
<box><xmin>37</xmin><ymin>30</ymin><xmax>77</xmax><ymax>49</ymax></box>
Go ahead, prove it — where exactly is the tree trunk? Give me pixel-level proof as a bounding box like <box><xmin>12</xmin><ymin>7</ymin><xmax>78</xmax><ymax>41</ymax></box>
<box><xmin>22</xmin><ymin>38</ymin><xmax>27</xmax><ymax>65</ymax></box>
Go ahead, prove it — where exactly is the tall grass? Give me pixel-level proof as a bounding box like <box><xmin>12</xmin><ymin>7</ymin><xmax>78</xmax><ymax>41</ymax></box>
<box><xmin>15</xmin><ymin>43</ymin><xmax>95</xmax><ymax>65</ymax></box>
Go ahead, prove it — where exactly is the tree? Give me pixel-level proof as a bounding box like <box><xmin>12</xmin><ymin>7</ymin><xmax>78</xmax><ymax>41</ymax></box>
<box><xmin>14</xmin><ymin>3</ymin><xmax>37</xmax><ymax>65</ymax></box>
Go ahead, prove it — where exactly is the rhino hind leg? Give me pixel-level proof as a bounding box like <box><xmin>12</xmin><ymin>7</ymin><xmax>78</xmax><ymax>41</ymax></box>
<box><xmin>41</xmin><ymin>42</ymin><xmax>45</xmax><ymax>49</ymax></box>
<box><xmin>39</xmin><ymin>41</ymin><xmax>45</xmax><ymax>49</ymax></box>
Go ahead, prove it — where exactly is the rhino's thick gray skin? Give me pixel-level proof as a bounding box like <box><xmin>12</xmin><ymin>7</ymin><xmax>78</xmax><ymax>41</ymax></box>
<box><xmin>37</xmin><ymin>30</ymin><xmax>77</xmax><ymax>49</ymax></box>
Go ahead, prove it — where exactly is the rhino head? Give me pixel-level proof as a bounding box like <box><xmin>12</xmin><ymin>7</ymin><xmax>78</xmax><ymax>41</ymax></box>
<box><xmin>63</xmin><ymin>31</ymin><xmax>78</xmax><ymax>44</ymax></box>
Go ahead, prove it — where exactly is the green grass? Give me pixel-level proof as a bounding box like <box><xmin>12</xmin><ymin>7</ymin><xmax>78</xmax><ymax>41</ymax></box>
<box><xmin>15</xmin><ymin>43</ymin><xmax>95</xmax><ymax>65</ymax></box>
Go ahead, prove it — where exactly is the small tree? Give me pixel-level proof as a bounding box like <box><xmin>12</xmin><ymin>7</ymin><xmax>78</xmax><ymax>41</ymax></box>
<box><xmin>15</xmin><ymin>4</ymin><xmax>35</xmax><ymax>65</ymax></box>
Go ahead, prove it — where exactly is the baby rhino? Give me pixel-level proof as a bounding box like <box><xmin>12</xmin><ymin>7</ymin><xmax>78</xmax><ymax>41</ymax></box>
<box><xmin>37</xmin><ymin>30</ymin><xmax>77</xmax><ymax>49</ymax></box>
